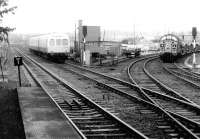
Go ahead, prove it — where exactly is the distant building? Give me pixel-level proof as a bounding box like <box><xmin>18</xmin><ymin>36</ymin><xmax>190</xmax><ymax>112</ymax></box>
<box><xmin>79</xmin><ymin>41</ymin><xmax>121</xmax><ymax>65</ymax></box>
<box><xmin>79</xmin><ymin>26</ymin><xmax>101</xmax><ymax>42</ymax></box>
<box><xmin>76</xmin><ymin>20</ymin><xmax>121</xmax><ymax>66</ymax></box>
<box><xmin>80</xmin><ymin>41</ymin><xmax>121</xmax><ymax>56</ymax></box>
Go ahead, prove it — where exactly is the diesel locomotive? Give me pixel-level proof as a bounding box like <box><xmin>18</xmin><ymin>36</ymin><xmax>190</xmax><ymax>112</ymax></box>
<box><xmin>159</xmin><ymin>34</ymin><xmax>193</xmax><ymax>62</ymax></box>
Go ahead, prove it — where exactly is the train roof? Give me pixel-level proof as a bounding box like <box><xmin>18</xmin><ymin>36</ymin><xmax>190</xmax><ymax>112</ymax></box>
<box><xmin>160</xmin><ymin>34</ymin><xmax>180</xmax><ymax>42</ymax></box>
<box><xmin>29</xmin><ymin>33</ymin><xmax>69</xmax><ymax>40</ymax></box>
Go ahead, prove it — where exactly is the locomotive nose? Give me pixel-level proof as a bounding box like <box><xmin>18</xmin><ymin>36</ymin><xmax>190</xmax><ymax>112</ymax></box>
<box><xmin>165</xmin><ymin>42</ymin><xmax>171</xmax><ymax>49</ymax></box>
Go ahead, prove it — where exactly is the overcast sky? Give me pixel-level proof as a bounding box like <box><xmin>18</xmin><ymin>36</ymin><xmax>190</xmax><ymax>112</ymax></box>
<box><xmin>3</xmin><ymin>0</ymin><xmax>200</xmax><ymax>35</ymax></box>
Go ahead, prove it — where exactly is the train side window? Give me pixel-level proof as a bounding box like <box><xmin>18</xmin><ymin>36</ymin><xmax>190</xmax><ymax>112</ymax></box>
<box><xmin>49</xmin><ymin>39</ymin><xmax>55</xmax><ymax>46</ymax></box>
<box><xmin>63</xmin><ymin>39</ymin><xmax>68</xmax><ymax>45</ymax></box>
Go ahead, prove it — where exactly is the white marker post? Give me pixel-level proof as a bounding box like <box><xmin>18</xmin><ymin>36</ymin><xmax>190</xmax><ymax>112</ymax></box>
<box><xmin>192</xmin><ymin>27</ymin><xmax>197</xmax><ymax>68</ymax></box>
<box><xmin>82</xmin><ymin>26</ymin><xmax>87</xmax><ymax>65</ymax></box>
<box><xmin>193</xmin><ymin>39</ymin><xmax>196</xmax><ymax>67</ymax></box>
<box><xmin>83</xmin><ymin>38</ymin><xmax>86</xmax><ymax>65</ymax></box>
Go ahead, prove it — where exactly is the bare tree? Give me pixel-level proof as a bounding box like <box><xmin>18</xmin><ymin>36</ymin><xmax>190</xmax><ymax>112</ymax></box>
<box><xmin>0</xmin><ymin>0</ymin><xmax>17</xmax><ymax>43</ymax></box>
<box><xmin>0</xmin><ymin>0</ymin><xmax>16</xmax><ymax>80</ymax></box>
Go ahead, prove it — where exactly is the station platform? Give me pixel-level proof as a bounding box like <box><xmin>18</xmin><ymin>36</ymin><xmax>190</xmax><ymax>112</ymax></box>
<box><xmin>18</xmin><ymin>87</ymin><xmax>81</xmax><ymax>139</ymax></box>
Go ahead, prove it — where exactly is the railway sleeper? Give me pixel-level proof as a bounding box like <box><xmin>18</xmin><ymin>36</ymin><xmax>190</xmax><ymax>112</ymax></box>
<box><xmin>138</xmin><ymin>109</ymin><xmax>158</xmax><ymax>114</ymax></box>
<box><xmin>77</xmin><ymin>124</ymin><xmax>117</xmax><ymax>129</ymax></box>
<box><xmin>172</xmin><ymin>108</ymin><xmax>196</xmax><ymax>113</ymax></box>
<box><xmin>64</xmin><ymin>109</ymin><xmax>96</xmax><ymax>113</ymax></box>
<box><xmin>174</xmin><ymin>112</ymin><xmax>200</xmax><ymax>117</ymax></box>
<box><xmin>173</xmin><ymin>113</ymin><xmax>200</xmax><ymax>119</ymax></box>
<box><xmin>167</xmin><ymin>133</ymin><xmax>180</xmax><ymax>138</ymax></box>
<box><xmin>70</xmin><ymin>116</ymin><xmax>106</xmax><ymax>120</ymax></box>
<box><xmin>68</xmin><ymin>114</ymin><xmax>103</xmax><ymax>118</ymax></box>
<box><xmin>59</xmin><ymin>104</ymin><xmax>72</xmax><ymax>110</ymax></box>
<box><xmin>164</xmin><ymin>128</ymin><xmax>176</xmax><ymax>132</ymax></box>
<box><xmin>61</xmin><ymin>105</ymin><xmax>91</xmax><ymax>111</ymax></box>
<box><xmin>66</xmin><ymin>110</ymin><xmax>100</xmax><ymax>115</ymax></box>
<box><xmin>81</xmin><ymin>128</ymin><xmax>122</xmax><ymax>134</ymax></box>
<box><xmin>58</xmin><ymin>100</ymin><xmax>72</xmax><ymax>110</ymax></box>
<box><xmin>85</xmin><ymin>133</ymin><xmax>127</xmax><ymax>138</ymax></box>
<box><xmin>157</xmin><ymin>125</ymin><xmax>181</xmax><ymax>138</ymax></box>
<box><xmin>156</xmin><ymin>121</ymin><xmax>169</xmax><ymax>126</ymax></box>
<box><xmin>74</xmin><ymin>120</ymin><xmax>114</xmax><ymax>125</ymax></box>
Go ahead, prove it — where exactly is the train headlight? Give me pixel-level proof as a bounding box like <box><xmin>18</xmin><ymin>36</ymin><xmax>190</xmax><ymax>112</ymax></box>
<box><xmin>160</xmin><ymin>44</ymin><xmax>165</xmax><ymax>47</ymax></box>
<box><xmin>172</xmin><ymin>44</ymin><xmax>176</xmax><ymax>49</ymax></box>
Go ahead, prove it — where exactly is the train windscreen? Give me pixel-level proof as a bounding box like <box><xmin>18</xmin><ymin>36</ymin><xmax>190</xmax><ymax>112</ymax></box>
<box><xmin>56</xmin><ymin>39</ymin><xmax>62</xmax><ymax>46</ymax></box>
<box><xmin>49</xmin><ymin>39</ymin><xmax>55</xmax><ymax>46</ymax></box>
<box><xmin>63</xmin><ymin>39</ymin><xmax>68</xmax><ymax>45</ymax></box>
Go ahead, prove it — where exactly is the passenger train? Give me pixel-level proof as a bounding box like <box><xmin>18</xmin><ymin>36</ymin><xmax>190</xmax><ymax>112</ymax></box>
<box><xmin>29</xmin><ymin>33</ymin><xmax>71</xmax><ymax>62</ymax></box>
<box><xmin>159</xmin><ymin>34</ymin><xmax>194</xmax><ymax>62</ymax></box>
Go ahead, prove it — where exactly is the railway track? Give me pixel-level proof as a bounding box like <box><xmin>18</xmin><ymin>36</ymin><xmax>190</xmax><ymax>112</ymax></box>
<box><xmin>16</xmin><ymin>48</ymin><xmax>200</xmax><ymax>138</ymax></box>
<box><xmin>128</xmin><ymin>56</ymin><xmax>195</xmax><ymax>104</ymax></box>
<box><xmin>17</xmin><ymin>51</ymin><xmax>148</xmax><ymax>139</ymax></box>
<box><xmin>175</xmin><ymin>61</ymin><xmax>200</xmax><ymax>77</ymax></box>
<box><xmin>163</xmin><ymin>63</ymin><xmax>200</xmax><ymax>88</ymax></box>
<box><xmin>128</xmin><ymin>56</ymin><xmax>200</xmax><ymax>137</ymax></box>
<box><xmin>144</xmin><ymin>57</ymin><xmax>200</xmax><ymax>106</ymax></box>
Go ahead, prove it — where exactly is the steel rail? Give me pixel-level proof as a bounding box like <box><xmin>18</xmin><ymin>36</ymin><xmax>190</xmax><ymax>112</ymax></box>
<box><xmin>52</xmin><ymin>56</ymin><xmax>200</xmax><ymax>138</ymax></box>
<box><xmin>17</xmin><ymin>48</ymin><xmax>200</xmax><ymax>138</ymax></box>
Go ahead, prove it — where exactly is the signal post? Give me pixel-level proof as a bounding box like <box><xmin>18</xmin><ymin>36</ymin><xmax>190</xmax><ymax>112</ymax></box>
<box><xmin>14</xmin><ymin>56</ymin><xmax>23</xmax><ymax>86</ymax></box>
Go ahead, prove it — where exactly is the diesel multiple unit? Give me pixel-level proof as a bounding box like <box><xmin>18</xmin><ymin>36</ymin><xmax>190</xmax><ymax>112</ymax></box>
<box><xmin>29</xmin><ymin>33</ymin><xmax>70</xmax><ymax>62</ymax></box>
